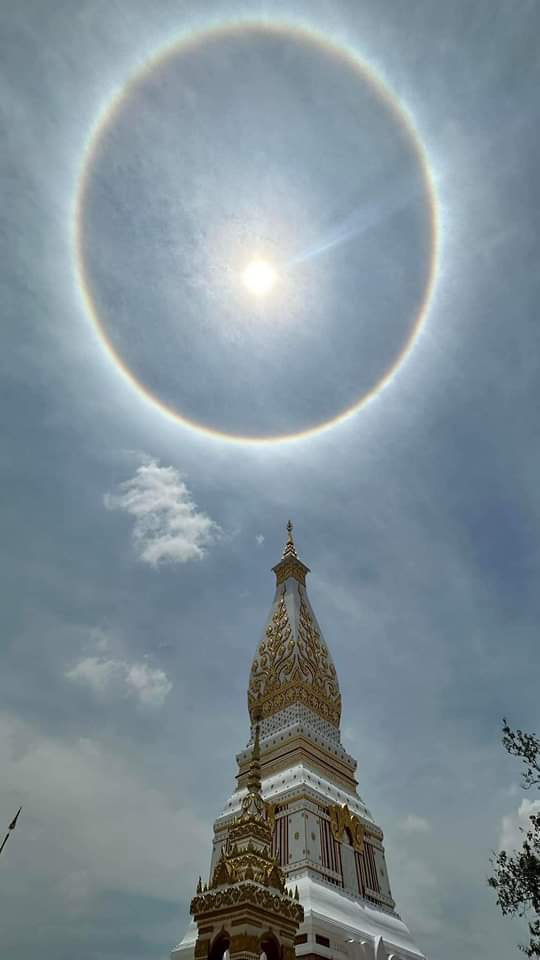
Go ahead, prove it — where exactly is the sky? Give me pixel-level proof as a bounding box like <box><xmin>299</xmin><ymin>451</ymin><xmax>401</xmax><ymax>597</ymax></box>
<box><xmin>1</xmin><ymin>1</ymin><xmax>539</xmax><ymax>958</ymax></box>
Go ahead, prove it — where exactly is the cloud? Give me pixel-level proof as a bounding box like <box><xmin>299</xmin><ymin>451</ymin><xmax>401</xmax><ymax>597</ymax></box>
<box><xmin>92</xmin><ymin>628</ymin><xmax>111</xmax><ymax>652</ymax></box>
<box><xmin>256</xmin><ymin>533</ymin><xmax>265</xmax><ymax>545</ymax></box>
<box><xmin>387</xmin><ymin>848</ymin><xmax>443</xmax><ymax>938</ymax></box>
<box><xmin>105</xmin><ymin>459</ymin><xmax>220</xmax><ymax>566</ymax></box>
<box><xmin>124</xmin><ymin>661</ymin><xmax>172</xmax><ymax>707</ymax></box>
<box><xmin>65</xmin><ymin>656</ymin><xmax>172</xmax><ymax>708</ymax></box>
<box><xmin>498</xmin><ymin>797</ymin><xmax>540</xmax><ymax>852</ymax></box>
<box><xmin>400</xmin><ymin>814</ymin><xmax>432</xmax><ymax>834</ymax></box>
<box><xmin>0</xmin><ymin>711</ymin><xmax>209</xmax><ymax>905</ymax></box>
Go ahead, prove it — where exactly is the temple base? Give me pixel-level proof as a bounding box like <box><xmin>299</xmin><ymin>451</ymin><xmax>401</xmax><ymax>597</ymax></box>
<box><xmin>292</xmin><ymin>872</ymin><xmax>424</xmax><ymax>960</ymax></box>
<box><xmin>172</xmin><ymin>873</ymin><xmax>425</xmax><ymax>960</ymax></box>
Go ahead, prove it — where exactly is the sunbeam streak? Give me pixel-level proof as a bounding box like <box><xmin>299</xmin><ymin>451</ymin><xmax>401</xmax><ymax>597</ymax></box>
<box><xmin>289</xmin><ymin>176</ymin><xmax>425</xmax><ymax>266</ymax></box>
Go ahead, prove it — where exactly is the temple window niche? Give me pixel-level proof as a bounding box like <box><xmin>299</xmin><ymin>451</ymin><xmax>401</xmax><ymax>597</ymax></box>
<box><xmin>260</xmin><ymin>933</ymin><xmax>280</xmax><ymax>960</ymax></box>
<box><xmin>209</xmin><ymin>934</ymin><xmax>230</xmax><ymax>960</ymax></box>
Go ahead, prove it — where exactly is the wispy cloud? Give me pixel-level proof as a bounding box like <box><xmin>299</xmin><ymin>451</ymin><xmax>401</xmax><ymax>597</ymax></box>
<box><xmin>65</xmin><ymin>656</ymin><xmax>172</xmax><ymax>708</ymax></box>
<box><xmin>256</xmin><ymin>533</ymin><xmax>265</xmax><ymax>545</ymax></box>
<box><xmin>498</xmin><ymin>797</ymin><xmax>540</xmax><ymax>852</ymax></box>
<box><xmin>400</xmin><ymin>814</ymin><xmax>432</xmax><ymax>834</ymax></box>
<box><xmin>104</xmin><ymin>458</ymin><xmax>220</xmax><ymax>566</ymax></box>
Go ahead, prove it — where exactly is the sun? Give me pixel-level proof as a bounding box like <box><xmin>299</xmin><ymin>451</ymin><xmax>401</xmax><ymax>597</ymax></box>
<box><xmin>242</xmin><ymin>259</ymin><xmax>277</xmax><ymax>297</ymax></box>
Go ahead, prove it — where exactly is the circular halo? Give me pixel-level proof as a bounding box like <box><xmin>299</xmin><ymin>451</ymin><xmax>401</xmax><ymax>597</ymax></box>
<box><xmin>73</xmin><ymin>20</ymin><xmax>439</xmax><ymax>445</ymax></box>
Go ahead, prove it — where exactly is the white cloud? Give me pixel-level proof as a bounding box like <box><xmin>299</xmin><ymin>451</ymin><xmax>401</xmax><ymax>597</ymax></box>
<box><xmin>124</xmin><ymin>661</ymin><xmax>172</xmax><ymax>707</ymax></box>
<box><xmin>105</xmin><ymin>458</ymin><xmax>220</xmax><ymax>566</ymax></box>
<box><xmin>65</xmin><ymin>656</ymin><xmax>172</xmax><ymax>708</ymax></box>
<box><xmin>400</xmin><ymin>814</ymin><xmax>431</xmax><ymax>834</ymax></box>
<box><xmin>498</xmin><ymin>797</ymin><xmax>540</xmax><ymax>852</ymax></box>
<box><xmin>256</xmin><ymin>533</ymin><xmax>265</xmax><ymax>545</ymax></box>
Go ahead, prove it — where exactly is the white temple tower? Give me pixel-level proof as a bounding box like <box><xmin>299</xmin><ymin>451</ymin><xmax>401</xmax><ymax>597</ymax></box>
<box><xmin>172</xmin><ymin>524</ymin><xmax>426</xmax><ymax>960</ymax></box>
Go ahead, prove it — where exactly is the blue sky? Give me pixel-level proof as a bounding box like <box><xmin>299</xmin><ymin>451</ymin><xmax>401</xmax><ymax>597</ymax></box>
<box><xmin>1</xmin><ymin>2</ymin><xmax>539</xmax><ymax>958</ymax></box>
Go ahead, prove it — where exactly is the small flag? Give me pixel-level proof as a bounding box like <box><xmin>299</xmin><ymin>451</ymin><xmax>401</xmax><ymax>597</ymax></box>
<box><xmin>9</xmin><ymin>807</ymin><xmax>22</xmax><ymax>831</ymax></box>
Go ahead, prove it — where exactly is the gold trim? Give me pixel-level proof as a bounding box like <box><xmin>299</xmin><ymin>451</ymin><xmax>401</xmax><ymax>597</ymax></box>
<box><xmin>273</xmin><ymin>556</ymin><xmax>309</xmax><ymax>586</ymax></box>
<box><xmin>248</xmin><ymin>590</ymin><xmax>341</xmax><ymax>728</ymax></box>
<box><xmin>194</xmin><ymin>939</ymin><xmax>210</xmax><ymax>958</ymax></box>
<box><xmin>265</xmin><ymin>801</ymin><xmax>277</xmax><ymax>837</ymax></box>
<box><xmin>237</xmin><ymin>737</ymin><xmax>358</xmax><ymax>793</ymax></box>
<box><xmin>229</xmin><ymin>933</ymin><xmax>261</xmax><ymax>955</ymax></box>
<box><xmin>329</xmin><ymin>803</ymin><xmax>365</xmax><ymax>853</ymax></box>
<box><xmin>191</xmin><ymin>883</ymin><xmax>304</xmax><ymax>924</ymax></box>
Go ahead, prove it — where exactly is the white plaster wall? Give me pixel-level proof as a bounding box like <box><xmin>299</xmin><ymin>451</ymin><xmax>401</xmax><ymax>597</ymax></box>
<box><xmin>294</xmin><ymin>873</ymin><xmax>426</xmax><ymax>960</ymax></box>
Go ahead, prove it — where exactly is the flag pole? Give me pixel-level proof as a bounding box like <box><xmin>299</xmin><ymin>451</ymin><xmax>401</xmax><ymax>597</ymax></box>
<box><xmin>0</xmin><ymin>807</ymin><xmax>22</xmax><ymax>858</ymax></box>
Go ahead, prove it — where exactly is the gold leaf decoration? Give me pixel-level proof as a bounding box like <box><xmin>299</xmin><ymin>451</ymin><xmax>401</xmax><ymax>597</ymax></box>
<box><xmin>329</xmin><ymin>803</ymin><xmax>365</xmax><ymax>853</ymax></box>
<box><xmin>248</xmin><ymin>588</ymin><xmax>341</xmax><ymax>728</ymax></box>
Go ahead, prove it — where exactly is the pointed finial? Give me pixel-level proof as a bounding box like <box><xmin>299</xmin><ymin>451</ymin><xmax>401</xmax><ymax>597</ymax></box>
<box><xmin>9</xmin><ymin>807</ymin><xmax>22</xmax><ymax>831</ymax></box>
<box><xmin>294</xmin><ymin>884</ymin><xmax>300</xmax><ymax>900</ymax></box>
<box><xmin>271</xmin><ymin>520</ymin><xmax>310</xmax><ymax>587</ymax></box>
<box><xmin>196</xmin><ymin>876</ymin><xmax>202</xmax><ymax>894</ymax></box>
<box><xmin>246</xmin><ymin>715</ymin><xmax>262</xmax><ymax>794</ymax></box>
<box><xmin>282</xmin><ymin>520</ymin><xmax>298</xmax><ymax>560</ymax></box>
<box><xmin>0</xmin><ymin>806</ymin><xmax>23</xmax><ymax>859</ymax></box>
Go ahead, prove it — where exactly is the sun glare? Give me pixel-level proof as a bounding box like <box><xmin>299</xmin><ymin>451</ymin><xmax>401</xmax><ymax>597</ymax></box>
<box><xmin>242</xmin><ymin>259</ymin><xmax>277</xmax><ymax>297</ymax></box>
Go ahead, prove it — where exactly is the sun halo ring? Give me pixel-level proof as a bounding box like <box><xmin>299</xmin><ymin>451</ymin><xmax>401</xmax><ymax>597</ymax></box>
<box><xmin>73</xmin><ymin>19</ymin><xmax>440</xmax><ymax>446</ymax></box>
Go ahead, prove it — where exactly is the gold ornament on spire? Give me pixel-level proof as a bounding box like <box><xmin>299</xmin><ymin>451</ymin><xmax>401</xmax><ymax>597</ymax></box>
<box><xmin>282</xmin><ymin>520</ymin><xmax>297</xmax><ymax>559</ymax></box>
<box><xmin>246</xmin><ymin>719</ymin><xmax>262</xmax><ymax>794</ymax></box>
<box><xmin>272</xmin><ymin>521</ymin><xmax>310</xmax><ymax>586</ymax></box>
<box><xmin>249</xmin><ymin>525</ymin><xmax>342</xmax><ymax>728</ymax></box>
<box><xmin>329</xmin><ymin>803</ymin><xmax>365</xmax><ymax>853</ymax></box>
<box><xmin>195</xmin><ymin>718</ymin><xmax>297</xmax><ymax>909</ymax></box>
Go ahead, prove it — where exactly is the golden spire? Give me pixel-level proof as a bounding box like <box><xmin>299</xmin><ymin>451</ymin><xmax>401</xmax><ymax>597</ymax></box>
<box><xmin>246</xmin><ymin>720</ymin><xmax>262</xmax><ymax>795</ymax></box>
<box><xmin>236</xmin><ymin>717</ymin><xmax>266</xmax><ymax>822</ymax></box>
<box><xmin>272</xmin><ymin>521</ymin><xmax>310</xmax><ymax>586</ymax></box>
<box><xmin>282</xmin><ymin>520</ymin><xmax>297</xmax><ymax>559</ymax></box>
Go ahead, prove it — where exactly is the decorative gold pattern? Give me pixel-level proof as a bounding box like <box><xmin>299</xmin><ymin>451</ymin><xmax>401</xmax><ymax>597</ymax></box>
<box><xmin>191</xmin><ymin>882</ymin><xmax>304</xmax><ymax>924</ymax></box>
<box><xmin>248</xmin><ymin>588</ymin><xmax>341</xmax><ymax>728</ymax></box>
<box><xmin>227</xmin><ymin>817</ymin><xmax>271</xmax><ymax>846</ymax></box>
<box><xmin>229</xmin><ymin>934</ymin><xmax>261</xmax><ymax>954</ymax></box>
<box><xmin>329</xmin><ymin>803</ymin><xmax>365</xmax><ymax>853</ymax></box>
<box><xmin>272</xmin><ymin>522</ymin><xmax>310</xmax><ymax>586</ymax></box>
<box><xmin>201</xmin><ymin>727</ymin><xmax>291</xmax><ymax>899</ymax></box>
<box><xmin>210</xmin><ymin>842</ymin><xmax>287</xmax><ymax>892</ymax></box>
<box><xmin>283</xmin><ymin>521</ymin><xmax>297</xmax><ymax>559</ymax></box>
<box><xmin>273</xmin><ymin>556</ymin><xmax>309</xmax><ymax>586</ymax></box>
<box><xmin>194</xmin><ymin>939</ymin><xmax>210</xmax><ymax>958</ymax></box>
<box><xmin>264</xmin><ymin>801</ymin><xmax>277</xmax><ymax>837</ymax></box>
